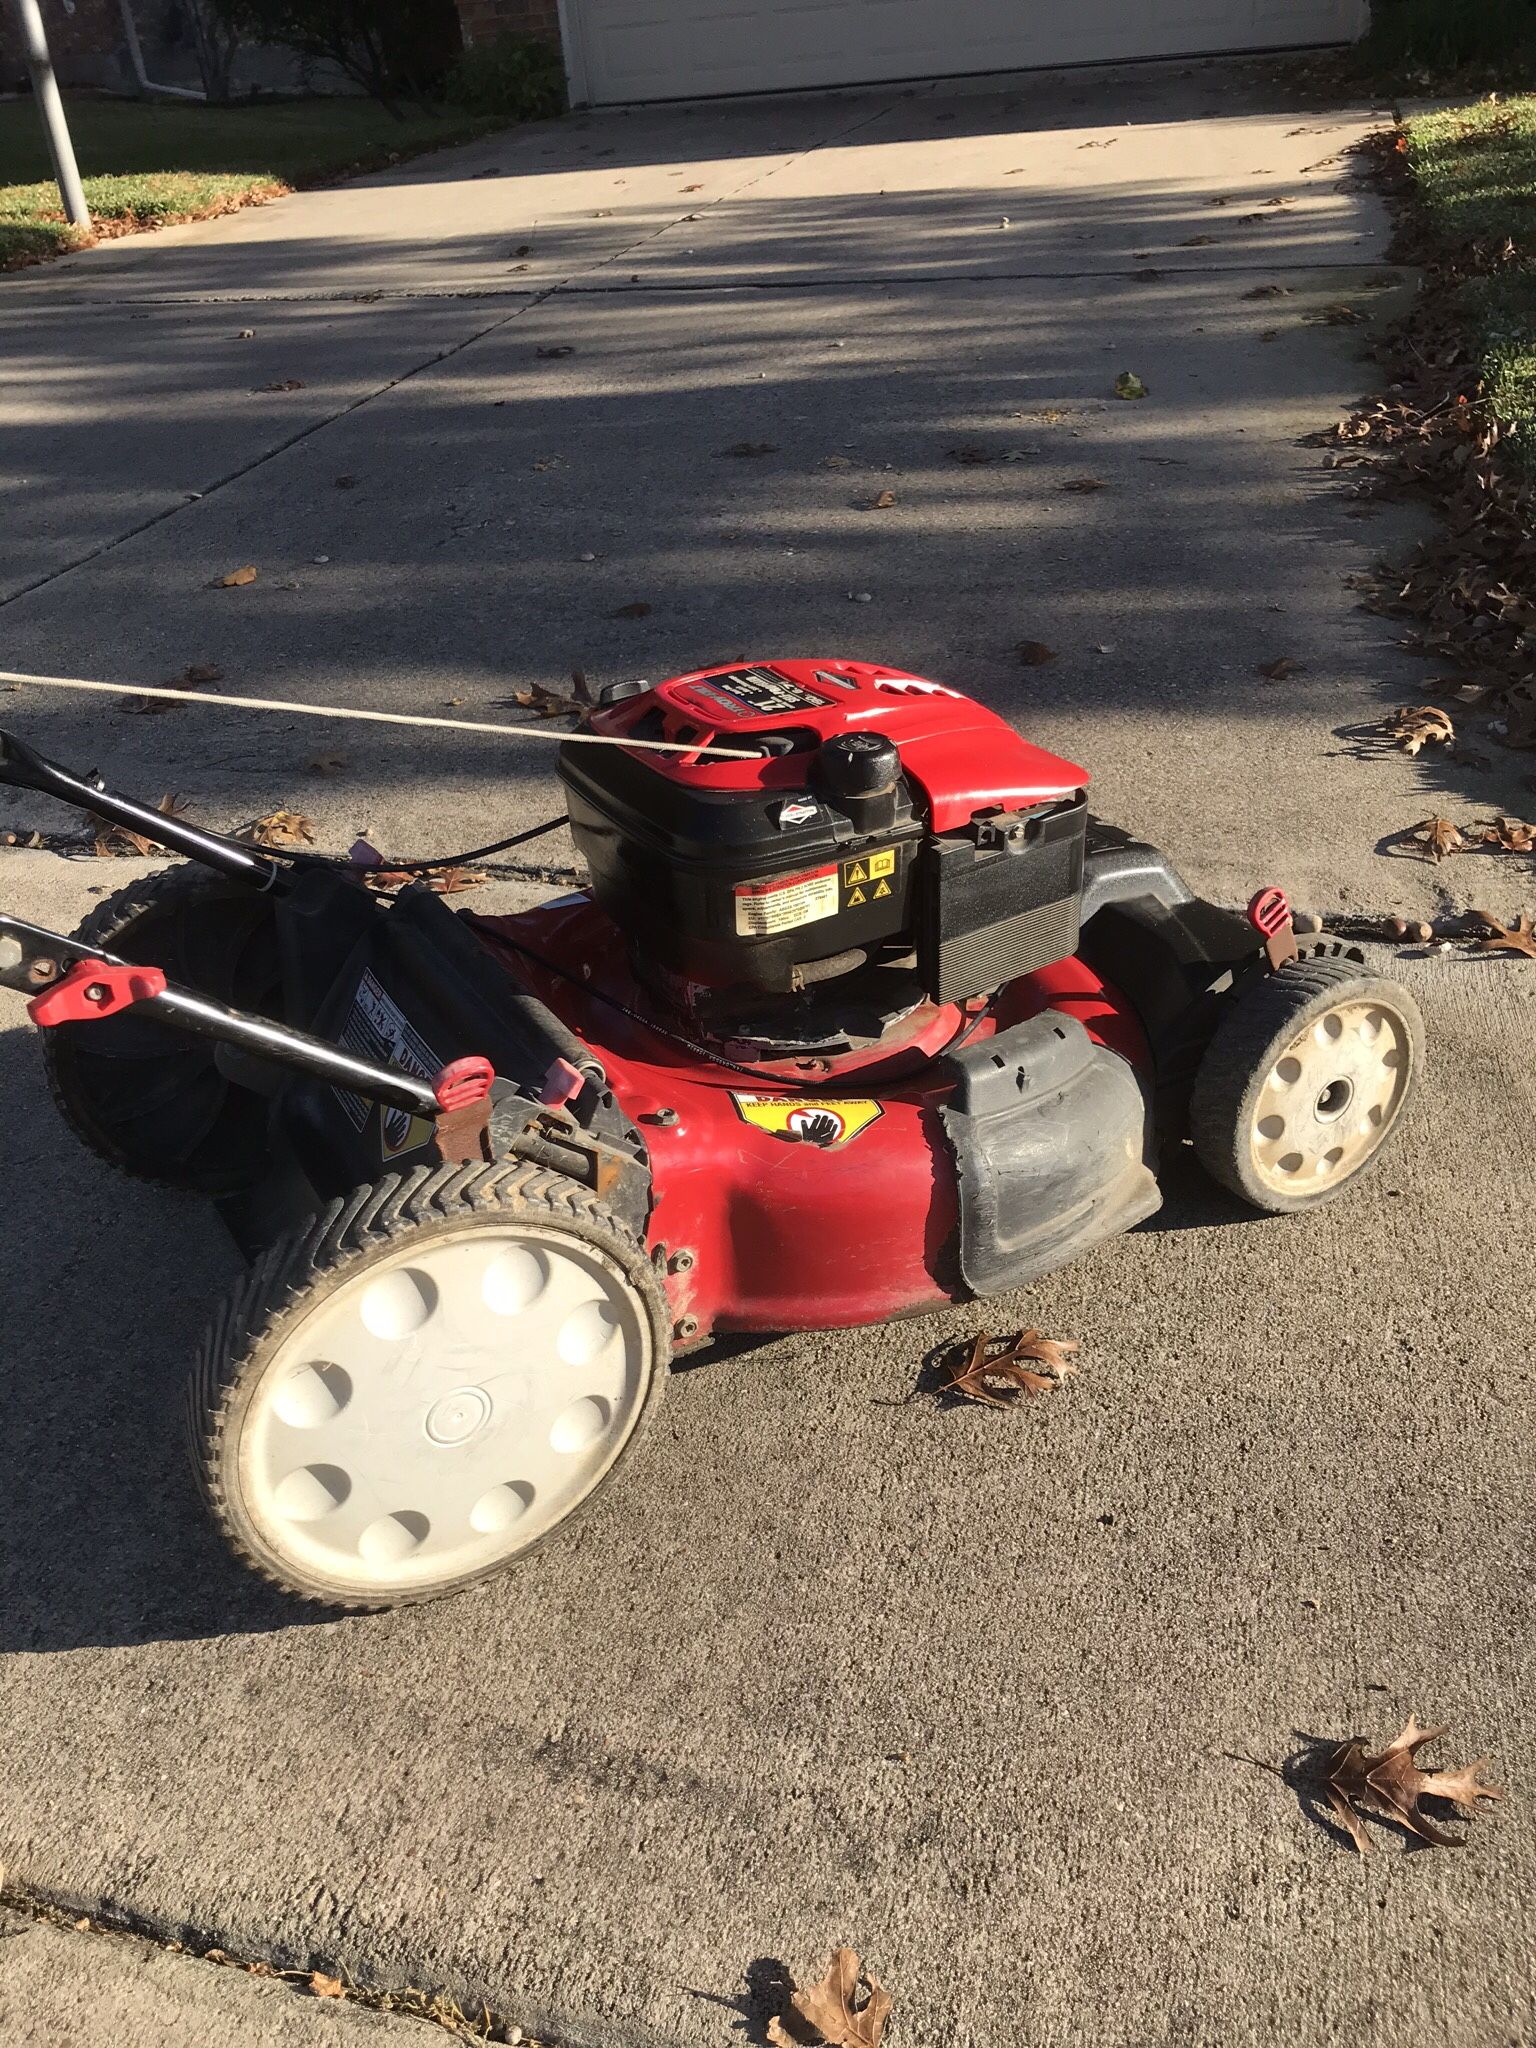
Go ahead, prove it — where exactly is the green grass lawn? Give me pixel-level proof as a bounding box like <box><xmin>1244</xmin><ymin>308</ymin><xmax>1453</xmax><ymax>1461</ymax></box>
<box><xmin>0</xmin><ymin>96</ymin><xmax>496</xmax><ymax>268</ymax></box>
<box><xmin>1404</xmin><ymin>96</ymin><xmax>1536</xmax><ymax>472</ymax></box>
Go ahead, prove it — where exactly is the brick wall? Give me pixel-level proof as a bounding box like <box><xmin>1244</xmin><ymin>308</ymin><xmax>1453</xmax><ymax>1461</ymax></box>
<box><xmin>457</xmin><ymin>0</ymin><xmax>565</xmax><ymax>51</ymax></box>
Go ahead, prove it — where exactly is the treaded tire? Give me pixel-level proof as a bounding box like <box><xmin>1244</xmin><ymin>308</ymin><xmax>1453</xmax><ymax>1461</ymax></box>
<box><xmin>44</xmin><ymin>863</ymin><xmax>281</xmax><ymax>1195</ymax></box>
<box><xmin>189</xmin><ymin>1160</ymin><xmax>672</xmax><ymax>1610</ymax></box>
<box><xmin>1189</xmin><ymin>957</ymin><xmax>1423</xmax><ymax>1215</ymax></box>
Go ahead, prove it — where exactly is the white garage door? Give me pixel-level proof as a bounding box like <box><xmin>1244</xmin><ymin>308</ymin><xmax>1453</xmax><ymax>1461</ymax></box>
<box><xmin>565</xmin><ymin>0</ymin><xmax>1368</xmax><ymax>106</ymax></box>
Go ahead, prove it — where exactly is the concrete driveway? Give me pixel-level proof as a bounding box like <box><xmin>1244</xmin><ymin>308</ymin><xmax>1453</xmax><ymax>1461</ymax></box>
<box><xmin>2</xmin><ymin>61</ymin><xmax>1533</xmax><ymax>2048</ymax></box>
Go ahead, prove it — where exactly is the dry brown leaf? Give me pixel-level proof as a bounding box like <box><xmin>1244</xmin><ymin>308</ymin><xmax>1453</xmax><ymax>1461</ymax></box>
<box><xmin>1323</xmin><ymin>1716</ymin><xmax>1502</xmax><ymax>1853</ymax></box>
<box><xmin>334</xmin><ymin>474</ymin><xmax>357</xmax><ymax>489</ymax></box>
<box><xmin>866</xmin><ymin>489</ymin><xmax>897</xmax><ymax>509</ymax></box>
<box><xmin>92</xmin><ymin>792</ymin><xmax>189</xmax><ymax>857</ymax></box>
<box><xmin>502</xmin><ymin>681</ymin><xmax>582</xmax><ymax>718</ymax></box>
<box><xmin>1478</xmin><ymin>816</ymin><xmax>1536</xmax><ymax>852</ymax></box>
<box><xmin>536</xmin><ymin>344</ymin><xmax>574</xmax><ymax>358</ymax></box>
<box><xmin>310</xmin><ymin>1972</ymin><xmax>347</xmax><ymax>1999</ymax></box>
<box><xmin>1413</xmin><ymin>815</ymin><xmax>1463</xmax><ymax>861</ymax></box>
<box><xmin>1307</xmin><ymin>304</ymin><xmax>1364</xmax><ymax>326</ymax></box>
<box><xmin>1061</xmin><ymin>477</ymin><xmax>1108</xmax><ymax>493</ymax></box>
<box><xmin>218</xmin><ymin>566</ymin><xmax>258</xmax><ymax>588</ymax></box>
<box><xmin>821</xmin><ymin>454</ymin><xmax>853</xmax><ymax>469</ymax></box>
<box><xmin>718</xmin><ymin>441</ymin><xmax>777</xmax><ymax>458</ymax></box>
<box><xmin>1388</xmin><ymin>705</ymin><xmax>1455</xmax><ymax>755</ymax></box>
<box><xmin>942</xmin><ymin>1328</ymin><xmax>1079</xmax><ymax>1407</ymax></box>
<box><xmin>1472</xmin><ymin>908</ymin><xmax>1536</xmax><ymax>957</ymax></box>
<box><xmin>364</xmin><ymin>866</ymin><xmax>491</xmax><ymax>897</ymax></box>
<box><xmin>611</xmin><ymin>601</ymin><xmax>652</xmax><ymax>619</ymax></box>
<box><xmin>1016</xmin><ymin>640</ymin><xmax>1058</xmax><ymax>667</ymax></box>
<box><xmin>1244</xmin><ymin>284</ymin><xmax>1292</xmax><ymax>300</ymax></box>
<box><xmin>777</xmin><ymin>1949</ymin><xmax>892</xmax><ymax>2048</ymax></box>
<box><xmin>240</xmin><ymin>808</ymin><xmax>315</xmax><ymax>848</ymax></box>
<box><xmin>306</xmin><ymin>754</ymin><xmax>348</xmax><ymax>777</ymax></box>
<box><xmin>1180</xmin><ymin>234</ymin><xmax>1218</xmax><ymax>247</ymax></box>
<box><xmin>1256</xmin><ymin>657</ymin><xmax>1303</xmax><ymax>680</ymax></box>
<box><xmin>254</xmin><ymin>378</ymin><xmax>305</xmax><ymax>393</ymax></box>
<box><xmin>950</xmin><ymin>445</ymin><xmax>995</xmax><ymax>463</ymax></box>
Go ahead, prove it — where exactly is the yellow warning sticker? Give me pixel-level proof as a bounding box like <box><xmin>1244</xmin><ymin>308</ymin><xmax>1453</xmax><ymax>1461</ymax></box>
<box><xmin>845</xmin><ymin>860</ymin><xmax>867</xmax><ymax>886</ymax></box>
<box><xmin>731</xmin><ymin>1095</ymin><xmax>884</xmax><ymax>1149</ymax></box>
<box><xmin>847</xmin><ymin>885</ymin><xmax>866</xmax><ymax>906</ymax></box>
<box><xmin>381</xmin><ymin>1109</ymin><xmax>436</xmax><ymax>1160</ymax></box>
<box><xmin>872</xmin><ymin>878</ymin><xmax>891</xmax><ymax>899</ymax></box>
<box><xmin>868</xmin><ymin>848</ymin><xmax>896</xmax><ymax>879</ymax></box>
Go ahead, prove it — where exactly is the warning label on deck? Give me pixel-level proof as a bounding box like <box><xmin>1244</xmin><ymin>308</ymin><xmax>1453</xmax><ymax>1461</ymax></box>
<box><xmin>336</xmin><ymin>968</ymin><xmax>439</xmax><ymax>1158</ymax></box>
<box><xmin>733</xmin><ymin>862</ymin><xmax>839</xmax><ymax>936</ymax></box>
<box><xmin>732</xmin><ymin>1095</ymin><xmax>884</xmax><ymax>1148</ymax></box>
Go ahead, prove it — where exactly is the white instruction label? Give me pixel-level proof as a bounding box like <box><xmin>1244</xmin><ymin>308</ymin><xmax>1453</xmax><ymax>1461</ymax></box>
<box><xmin>733</xmin><ymin>863</ymin><xmax>839</xmax><ymax>936</ymax></box>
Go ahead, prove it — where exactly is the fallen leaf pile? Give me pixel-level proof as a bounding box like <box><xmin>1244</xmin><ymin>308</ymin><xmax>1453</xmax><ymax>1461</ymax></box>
<box><xmin>495</xmin><ymin>681</ymin><xmax>584</xmax><ymax>717</ymax></box>
<box><xmin>91</xmin><ymin>792</ymin><xmax>190</xmax><ymax>857</ymax></box>
<box><xmin>1472</xmin><ymin>908</ymin><xmax>1536</xmax><ymax>957</ymax></box>
<box><xmin>238</xmin><ymin>808</ymin><xmax>315</xmax><ymax>848</ymax></box>
<box><xmin>1412</xmin><ymin>814</ymin><xmax>1463</xmax><ymax>861</ymax></box>
<box><xmin>941</xmin><ymin>1328</ymin><xmax>1079</xmax><ymax>1407</ymax></box>
<box><xmin>1386</xmin><ymin>704</ymin><xmax>1455</xmax><ymax>756</ymax></box>
<box><xmin>363</xmin><ymin>865</ymin><xmax>489</xmax><ymax>896</ymax></box>
<box><xmin>1321</xmin><ymin>1715</ymin><xmax>1501</xmax><ymax>1853</ymax></box>
<box><xmin>117</xmin><ymin>662</ymin><xmax>224</xmax><ymax>716</ymax></box>
<box><xmin>1475</xmin><ymin>814</ymin><xmax>1536</xmax><ymax>851</ymax></box>
<box><xmin>768</xmin><ymin>1949</ymin><xmax>892</xmax><ymax>2048</ymax></box>
<box><xmin>1323</xmin><ymin>130</ymin><xmax>1536</xmax><ymax>756</ymax></box>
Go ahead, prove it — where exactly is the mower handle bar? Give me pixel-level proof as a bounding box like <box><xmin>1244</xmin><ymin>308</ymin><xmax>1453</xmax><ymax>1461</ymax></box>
<box><xmin>0</xmin><ymin>727</ymin><xmax>286</xmax><ymax>890</ymax></box>
<box><xmin>0</xmin><ymin>911</ymin><xmax>439</xmax><ymax>1118</ymax></box>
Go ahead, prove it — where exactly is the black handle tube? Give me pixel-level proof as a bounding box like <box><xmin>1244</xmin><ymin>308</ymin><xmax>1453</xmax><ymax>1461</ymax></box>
<box><xmin>0</xmin><ymin>727</ymin><xmax>284</xmax><ymax>888</ymax></box>
<box><xmin>152</xmin><ymin>986</ymin><xmax>440</xmax><ymax>1116</ymax></box>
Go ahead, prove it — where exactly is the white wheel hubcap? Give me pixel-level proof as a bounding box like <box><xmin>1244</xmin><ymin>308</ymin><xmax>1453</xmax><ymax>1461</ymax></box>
<box><xmin>237</xmin><ymin>1224</ymin><xmax>652</xmax><ymax>1596</ymax></box>
<box><xmin>1248</xmin><ymin>996</ymin><xmax>1412</xmax><ymax>1196</ymax></box>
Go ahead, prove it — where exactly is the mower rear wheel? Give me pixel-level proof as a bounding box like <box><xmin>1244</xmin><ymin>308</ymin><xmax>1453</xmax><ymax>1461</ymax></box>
<box><xmin>1190</xmin><ymin>957</ymin><xmax>1423</xmax><ymax>1214</ymax></box>
<box><xmin>44</xmin><ymin>863</ymin><xmax>281</xmax><ymax>1195</ymax></box>
<box><xmin>189</xmin><ymin>1161</ymin><xmax>672</xmax><ymax>1609</ymax></box>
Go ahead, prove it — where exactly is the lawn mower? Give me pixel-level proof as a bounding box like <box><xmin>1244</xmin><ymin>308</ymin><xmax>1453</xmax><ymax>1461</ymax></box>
<box><xmin>0</xmin><ymin>659</ymin><xmax>1424</xmax><ymax>1610</ymax></box>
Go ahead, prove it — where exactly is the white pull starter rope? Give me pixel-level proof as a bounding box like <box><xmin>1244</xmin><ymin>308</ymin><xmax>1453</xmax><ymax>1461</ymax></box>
<box><xmin>0</xmin><ymin>667</ymin><xmax>762</xmax><ymax>760</ymax></box>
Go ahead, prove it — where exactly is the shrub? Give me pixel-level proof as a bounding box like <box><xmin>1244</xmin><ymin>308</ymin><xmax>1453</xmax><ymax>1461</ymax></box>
<box><xmin>445</xmin><ymin>32</ymin><xmax>565</xmax><ymax>120</ymax></box>
<box><xmin>1366</xmin><ymin>0</ymin><xmax>1536</xmax><ymax>70</ymax></box>
<box><xmin>215</xmin><ymin>0</ymin><xmax>463</xmax><ymax>105</ymax></box>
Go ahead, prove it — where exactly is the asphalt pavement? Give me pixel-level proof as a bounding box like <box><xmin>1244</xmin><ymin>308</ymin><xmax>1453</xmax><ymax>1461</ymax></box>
<box><xmin>1</xmin><ymin>58</ymin><xmax>1533</xmax><ymax>2048</ymax></box>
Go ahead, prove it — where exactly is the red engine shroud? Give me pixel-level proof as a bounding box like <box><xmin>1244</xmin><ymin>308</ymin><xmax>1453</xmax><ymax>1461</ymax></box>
<box><xmin>585</xmin><ymin>657</ymin><xmax>1089</xmax><ymax>832</ymax></box>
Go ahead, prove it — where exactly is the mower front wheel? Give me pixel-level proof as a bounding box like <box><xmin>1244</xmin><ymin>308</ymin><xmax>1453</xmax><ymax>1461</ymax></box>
<box><xmin>1189</xmin><ymin>956</ymin><xmax>1423</xmax><ymax>1214</ymax></box>
<box><xmin>189</xmin><ymin>1161</ymin><xmax>672</xmax><ymax>1609</ymax></box>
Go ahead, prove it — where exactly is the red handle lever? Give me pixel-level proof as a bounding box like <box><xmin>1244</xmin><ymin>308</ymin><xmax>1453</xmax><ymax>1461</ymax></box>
<box><xmin>27</xmin><ymin>958</ymin><xmax>167</xmax><ymax>1028</ymax></box>
<box><xmin>1246</xmin><ymin>886</ymin><xmax>1292</xmax><ymax>939</ymax></box>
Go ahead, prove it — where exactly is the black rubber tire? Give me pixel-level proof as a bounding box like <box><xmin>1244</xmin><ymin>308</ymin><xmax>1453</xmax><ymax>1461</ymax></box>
<box><xmin>43</xmin><ymin>863</ymin><xmax>282</xmax><ymax>1195</ymax></box>
<box><xmin>188</xmin><ymin>1160</ymin><xmax>673</xmax><ymax>1611</ymax></box>
<box><xmin>1189</xmin><ymin>956</ymin><xmax>1424</xmax><ymax>1215</ymax></box>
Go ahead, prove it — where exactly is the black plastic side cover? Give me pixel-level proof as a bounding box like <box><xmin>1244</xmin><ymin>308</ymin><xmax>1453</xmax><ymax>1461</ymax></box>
<box><xmin>940</xmin><ymin>1010</ymin><xmax>1161</xmax><ymax>1298</ymax></box>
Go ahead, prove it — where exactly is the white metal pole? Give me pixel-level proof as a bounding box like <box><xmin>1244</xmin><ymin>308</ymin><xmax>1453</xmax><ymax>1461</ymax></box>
<box><xmin>9</xmin><ymin>0</ymin><xmax>91</xmax><ymax>229</ymax></box>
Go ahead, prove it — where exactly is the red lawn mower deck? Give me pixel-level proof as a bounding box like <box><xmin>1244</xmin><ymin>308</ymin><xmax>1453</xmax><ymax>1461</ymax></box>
<box><xmin>0</xmin><ymin>660</ymin><xmax>1424</xmax><ymax>1608</ymax></box>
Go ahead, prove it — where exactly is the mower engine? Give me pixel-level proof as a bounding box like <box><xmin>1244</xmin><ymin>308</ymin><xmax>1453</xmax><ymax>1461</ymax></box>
<box><xmin>0</xmin><ymin>661</ymin><xmax>1426</xmax><ymax>1610</ymax></box>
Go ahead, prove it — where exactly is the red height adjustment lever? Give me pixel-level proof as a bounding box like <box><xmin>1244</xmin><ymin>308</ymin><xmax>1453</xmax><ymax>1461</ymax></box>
<box><xmin>28</xmin><ymin>957</ymin><xmax>167</xmax><ymax>1028</ymax></box>
<box><xmin>432</xmin><ymin>1055</ymin><xmax>495</xmax><ymax>1114</ymax></box>
<box><xmin>1246</xmin><ymin>886</ymin><xmax>1292</xmax><ymax>939</ymax></box>
<box><xmin>1246</xmin><ymin>886</ymin><xmax>1298</xmax><ymax>971</ymax></box>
